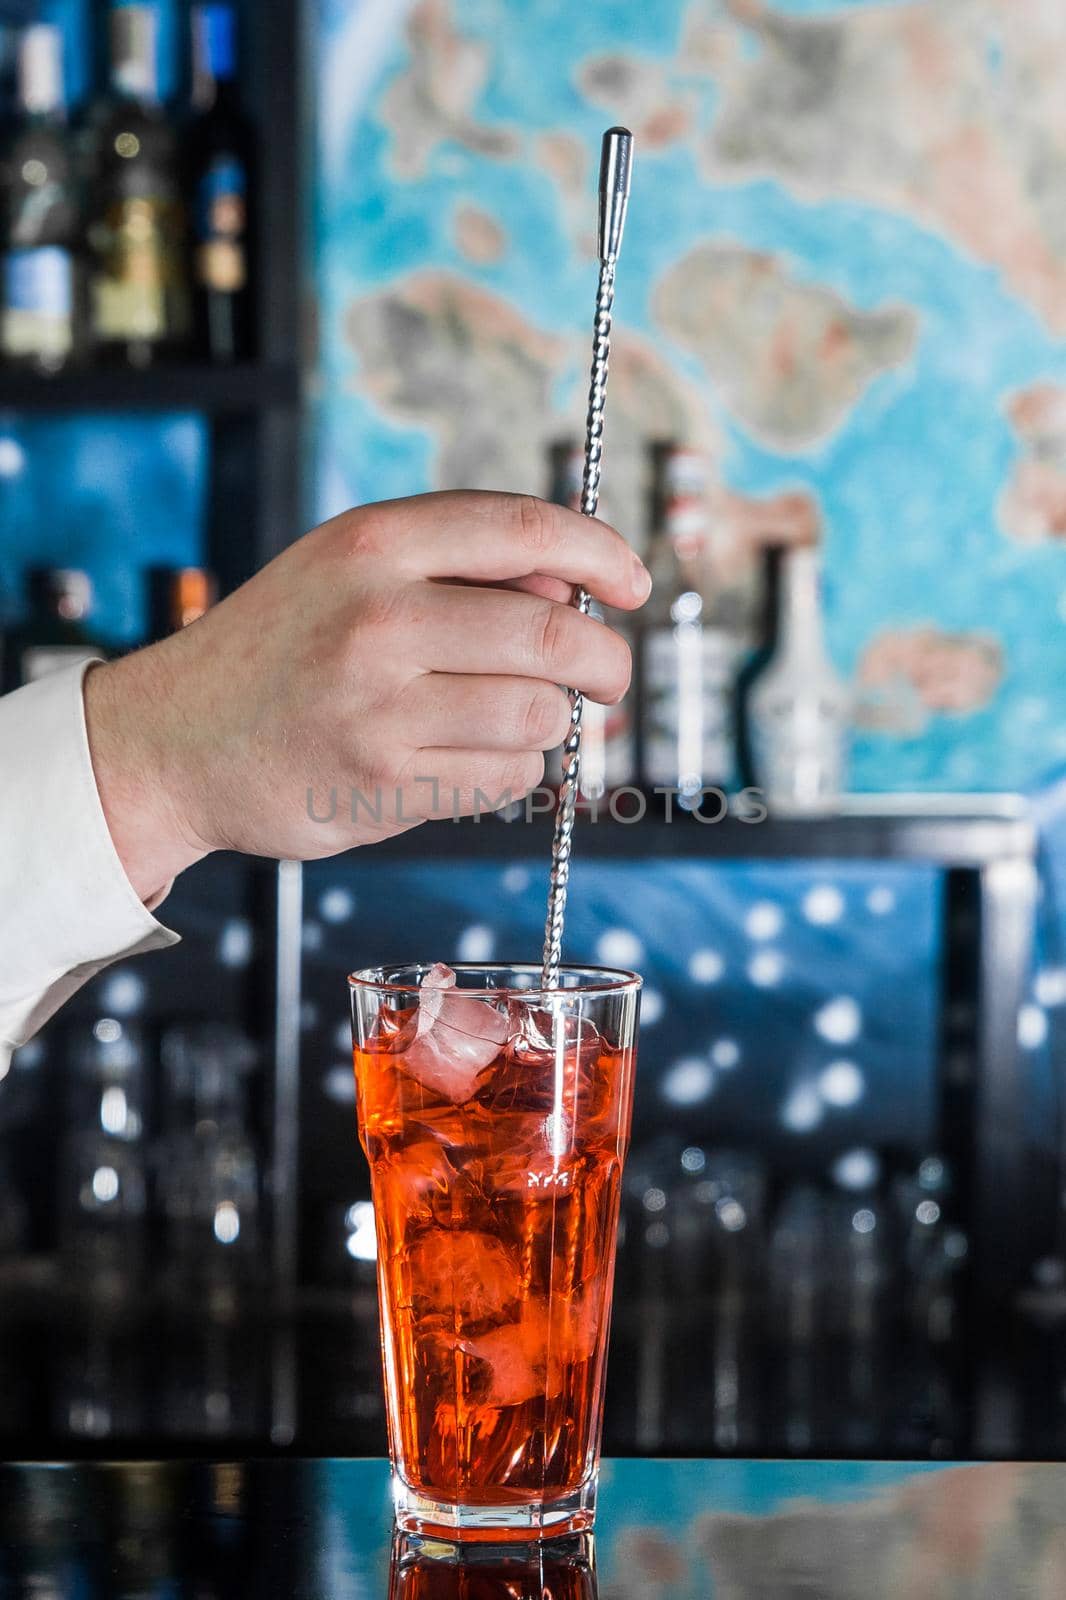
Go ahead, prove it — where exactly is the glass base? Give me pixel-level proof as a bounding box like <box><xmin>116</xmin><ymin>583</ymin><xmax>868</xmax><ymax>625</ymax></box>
<box><xmin>392</xmin><ymin>1470</ymin><xmax>598</xmax><ymax>1543</ymax></box>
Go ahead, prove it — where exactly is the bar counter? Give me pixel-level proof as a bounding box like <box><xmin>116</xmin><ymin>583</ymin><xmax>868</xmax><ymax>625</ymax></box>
<box><xmin>3</xmin><ymin>1456</ymin><xmax>1065</xmax><ymax>1594</ymax></box>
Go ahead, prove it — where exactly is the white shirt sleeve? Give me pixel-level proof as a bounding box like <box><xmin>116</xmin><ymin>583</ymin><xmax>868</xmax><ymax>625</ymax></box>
<box><xmin>0</xmin><ymin>662</ymin><xmax>180</xmax><ymax>1070</ymax></box>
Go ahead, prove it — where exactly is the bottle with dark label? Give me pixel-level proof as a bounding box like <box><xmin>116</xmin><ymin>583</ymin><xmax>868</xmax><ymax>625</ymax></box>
<box><xmin>2</xmin><ymin>567</ymin><xmax>104</xmax><ymax>691</ymax></box>
<box><xmin>187</xmin><ymin>4</ymin><xmax>254</xmax><ymax>363</ymax></box>
<box><xmin>640</xmin><ymin>445</ymin><xmax>739</xmax><ymax>807</ymax></box>
<box><xmin>0</xmin><ymin>25</ymin><xmax>83</xmax><ymax>372</ymax></box>
<box><xmin>733</xmin><ymin>542</ymin><xmax>784</xmax><ymax>790</ymax></box>
<box><xmin>86</xmin><ymin>4</ymin><xmax>191</xmax><ymax>368</ymax></box>
<box><xmin>147</xmin><ymin>563</ymin><xmax>217</xmax><ymax>640</ymax></box>
<box><xmin>545</xmin><ymin>442</ymin><xmax>636</xmax><ymax>804</ymax></box>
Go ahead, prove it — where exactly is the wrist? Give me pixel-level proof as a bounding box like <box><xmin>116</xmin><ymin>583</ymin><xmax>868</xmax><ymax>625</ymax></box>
<box><xmin>83</xmin><ymin>650</ymin><xmax>211</xmax><ymax>904</ymax></box>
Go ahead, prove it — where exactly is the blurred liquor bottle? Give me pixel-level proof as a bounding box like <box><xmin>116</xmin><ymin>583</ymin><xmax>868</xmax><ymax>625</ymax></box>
<box><xmin>733</xmin><ymin>542</ymin><xmax>783</xmax><ymax>789</ymax></box>
<box><xmin>1</xmin><ymin>567</ymin><xmax>104</xmax><ymax>691</ymax></box>
<box><xmin>187</xmin><ymin>4</ymin><xmax>254</xmax><ymax>363</ymax></box>
<box><xmin>0</xmin><ymin>26</ymin><xmax>83</xmax><ymax>373</ymax></box>
<box><xmin>86</xmin><ymin>4</ymin><xmax>191</xmax><ymax>368</ymax></box>
<box><xmin>640</xmin><ymin>445</ymin><xmax>738</xmax><ymax>807</ymax></box>
<box><xmin>147</xmin><ymin>563</ymin><xmax>217</xmax><ymax>640</ymax></box>
<box><xmin>546</xmin><ymin>441</ymin><xmax>636</xmax><ymax>803</ymax></box>
<box><xmin>746</xmin><ymin>545</ymin><xmax>850</xmax><ymax>815</ymax></box>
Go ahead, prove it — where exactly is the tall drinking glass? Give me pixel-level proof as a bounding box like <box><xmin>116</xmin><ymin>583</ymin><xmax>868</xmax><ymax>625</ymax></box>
<box><xmin>350</xmin><ymin>964</ymin><xmax>641</xmax><ymax>1541</ymax></box>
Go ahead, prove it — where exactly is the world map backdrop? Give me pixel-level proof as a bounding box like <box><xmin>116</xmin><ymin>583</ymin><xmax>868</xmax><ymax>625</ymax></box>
<box><xmin>315</xmin><ymin>0</ymin><xmax>1066</xmax><ymax>796</ymax></box>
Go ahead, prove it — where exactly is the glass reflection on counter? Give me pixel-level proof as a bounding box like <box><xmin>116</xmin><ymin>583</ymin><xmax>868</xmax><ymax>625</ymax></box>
<box><xmin>389</xmin><ymin>1534</ymin><xmax>597</xmax><ymax>1600</ymax></box>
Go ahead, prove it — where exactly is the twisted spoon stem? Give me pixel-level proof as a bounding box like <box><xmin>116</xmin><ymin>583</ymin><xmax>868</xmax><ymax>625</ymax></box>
<box><xmin>541</xmin><ymin>256</ymin><xmax>617</xmax><ymax>989</ymax></box>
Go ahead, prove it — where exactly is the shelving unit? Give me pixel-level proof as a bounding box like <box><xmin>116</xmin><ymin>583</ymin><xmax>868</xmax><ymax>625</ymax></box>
<box><xmin>0</xmin><ymin>0</ymin><xmax>305</xmax><ymax>1453</ymax></box>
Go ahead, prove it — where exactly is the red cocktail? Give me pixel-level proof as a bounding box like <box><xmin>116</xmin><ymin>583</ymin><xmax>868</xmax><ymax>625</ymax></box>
<box><xmin>350</xmin><ymin>963</ymin><xmax>640</xmax><ymax>1540</ymax></box>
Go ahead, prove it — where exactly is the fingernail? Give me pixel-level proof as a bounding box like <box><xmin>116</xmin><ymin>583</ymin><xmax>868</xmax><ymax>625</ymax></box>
<box><xmin>631</xmin><ymin>556</ymin><xmax>653</xmax><ymax>601</ymax></box>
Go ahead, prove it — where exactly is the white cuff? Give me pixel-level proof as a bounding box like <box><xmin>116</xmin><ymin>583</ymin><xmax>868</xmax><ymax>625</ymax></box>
<box><xmin>0</xmin><ymin>661</ymin><xmax>180</xmax><ymax>1060</ymax></box>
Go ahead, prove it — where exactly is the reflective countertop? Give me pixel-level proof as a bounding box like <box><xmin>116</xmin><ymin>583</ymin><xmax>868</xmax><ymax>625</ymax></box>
<box><xmin>3</xmin><ymin>1457</ymin><xmax>1065</xmax><ymax>1596</ymax></box>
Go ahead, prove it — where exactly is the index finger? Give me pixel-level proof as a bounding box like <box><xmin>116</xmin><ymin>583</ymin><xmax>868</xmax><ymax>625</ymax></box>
<box><xmin>383</xmin><ymin>490</ymin><xmax>652</xmax><ymax>611</ymax></box>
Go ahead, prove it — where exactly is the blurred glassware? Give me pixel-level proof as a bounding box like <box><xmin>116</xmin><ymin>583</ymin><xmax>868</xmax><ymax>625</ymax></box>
<box><xmin>156</xmin><ymin>1022</ymin><xmax>261</xmax><ymax>1305</ymax></box>
<box><xmin>52</xmin><ymin>1303</ymin><xmax>145</xmax><ymax>1440</ymax></box>
<box><xmin>825</xmin><ymin>1191</ymin><xmax>891</xmax><ymax>1453</ymax></box>
<box><xmin>68</xmin><ymin>1014</ymin><xmax>147</xmax><ymax>1143</ymax></box>
<box><xmin>768</xmin><ymin>1185</ymin><xmax>828</xmax><ymax>1454</ymax></box>
<box><xmin>156</xmin><ymin>1304</ymin><xmax>264</xmax><ymax>1439</ymax></box>
<box><xmin>58</xmin><ymin>1129</ymin><xmax>147</xmax><ymax>1302</ymax></box>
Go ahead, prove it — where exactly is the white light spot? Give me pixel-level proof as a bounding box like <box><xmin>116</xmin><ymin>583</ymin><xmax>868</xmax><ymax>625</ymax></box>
<box><xmin>502</xmin><ymin>866</ymin><xmax>531</xmax><ymax>895</ymax></box>
<box><xmin>596</xmin><ymin>928</ymin><xmax>644</xmax><ymax>968</ymax></box>
<box><xmin>745</xmin><ymin>901</ymin><xmax>783</xmax><ymax>941</ymax></box>
<box><xmin>814</xmin><ymin>996</ymin><xmax>862</xmax><ymax>1045</ymax></box>
<box><xmin>640</xmin><ymin>988</ymin><xmax>664</xmax><ymax>1027</ymax></box>
<box><xmin>852</xmin><ymin>1208</ymin><xmax>876</xmax><ymax>1234</ymax></box>
<box><xmin>748</xmin><ymin>949</ymin><xmax>785</xmax><ymax>987</ymax></box>
<box><xmin>945</xmin><ymin>1231</ymin><xmax>968</xmax><ymax>1261</ymax></box>
<box><xmin>100</xmin><ymin>1086</ymin><xmax>128</xmax><ymax>1136</ymax></box>
<box><xmin>818</xmin><ymin>1060</ymin><xmax>864</xmax><ymax>1108</ymax></box>
<box><xmin>99</xmin><ymin>972</ymin><xmax>145</xmax><ymax>1016</ymax></box>
<box><xmin>832</xmin><ymin>1148</ymin><xmax>881</xmax><ymax>1191</ymax></box>
<box><xmin>681</xmin><ymin>1147</ymin><xmax>706</xmax><ymax>1173</ymax></box>
<box><xmin>92</xmin><ymin>1166</ymin><xmax>119</xmax><ymax>1204</ymax></box>
<box><xmin>334</xmin><ymin>1019</ymin><xmax>352</xmax><ymax>1052</ymax></box>
<box><xmin>916</xmin><ymin>1200</ymin><xmax>941</xmax><ymax>1226</ymax></box>
<box><xmin>803</xmin><ymin>885</ymin><xmax>845</xmax><ymax>926</ymax></box>
<box><xmin>323</xmin><ymin>1066</ymin><xmax>356</xmax><ymax>1103</ymax></box>
<box><xmin>12</xmin><ymin>1039</ymin><xmax>43</xmax><ymax>1070</ymax></box>
<box><xmin>643</xmin><ymin>1186</ymin><xmax>668</xmax><ymax>1213</ymax></box>
<box><xmin>1019</xmin><ymin>1004</ymin><xmax>1049</xmax><ymax>1050</ymax></box>
<box><xmin>688</xmin><ymin>949</ymin><xmax>724</xmax><ymax>984</ymax></box>
<box><xmin>218</xmin><ymin>918</ymin><xmax>253</xmax><ymax>968</ymax></box>
<box><xmin>662</xmin><ymin>1056</ymin><xmax>715</xmax><ymax>1106</ymax></box>
<box><xmin>781</xmin><ymin>1082</ymin><xmax>822</xmax><ymax>1132</ymax></box>
<box><xmin>1035</xmin><ymin>968</ymin><xmax>1066</xmax><ymax>1008</ymax></box>
<box><xmin>716</xmin><ymin>1198</ymin><xmax>746</xmax><ymax>1232</ymax></box>
<box><xmin>213</xmin><ymin>1200</ymin><xmax>240</xmax><ymax>1245</ymax></box>
<box><xmin>93</xmin><ymin>1018</ymin><xmax>122</xmax><ymax>1044</ymax></box>
<box><xmin>345</xmin><ymin>1200</ymin><xmax>377</xmax><ymax>1261</ymax></box>
<box><xmin>457</xmin><ymin>924</ymin><xmax>494</xmax><ymax>962</ymax></box>
<box><xmin>866</xmin><ymin>886</ymin><xmax>896</xmax><ymax>916</ymax></box>
<box><xmin>300</xmin><ymin>1001</ymin><xmax>320</xmax><ymax>1031</ymax></box>
<box><xmin>645</xmin><ymin>1221</ymin><xmax>670</xmax><ymax>1249</ymax></box>
<box><xmin>0</xmin><ymin>438</ymin><xmax>25</xmax><ymax>477</ymax></box>
<box><xmin>319</xmin><ymin>887</ymin><xmax>355</xmax><ymax>924</ymax></box>
<box><xmin>302</xmin><ymin>920</ymin><xmax>323</xmax><ymax>952</ymax></box>
<box><xmin>710</xmin><ymin>1038</ymin><xmax>741</xmax><ymax>1070</ymax></box>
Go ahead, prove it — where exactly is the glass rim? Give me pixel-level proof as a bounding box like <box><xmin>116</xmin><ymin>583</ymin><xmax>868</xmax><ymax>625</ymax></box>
<box><xmin>347</xmin><ymin>961</ymin><xmax>643</xmax><ymax>1000</ymax></box>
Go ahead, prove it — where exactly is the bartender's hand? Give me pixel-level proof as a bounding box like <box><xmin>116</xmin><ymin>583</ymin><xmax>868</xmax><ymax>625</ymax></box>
<box><xmin>85</xmin><ymin>491</ymin><xmax>650</xmax><ymax>902</ymax></box>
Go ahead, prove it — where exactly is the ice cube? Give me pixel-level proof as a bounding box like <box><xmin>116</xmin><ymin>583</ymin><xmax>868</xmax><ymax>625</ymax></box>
<box><xmin>406</xmin><ymin>1230</ymin><xmax>521</xmax><ymax>1331</ymax></box>
<box><xmin>460</xmin><ymin>1317</ymin><xmax>543</xmax><ymax>1407</ymax></box>
<box><xmin>459</xmin><ymin>1294</ymin><xmax>603</xmax><ymax>1407</ymax></box>
<box><xmin>402</xmin><ymin>964</ymin><xmax>511</xmax><ymax>1103</ymax></box>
